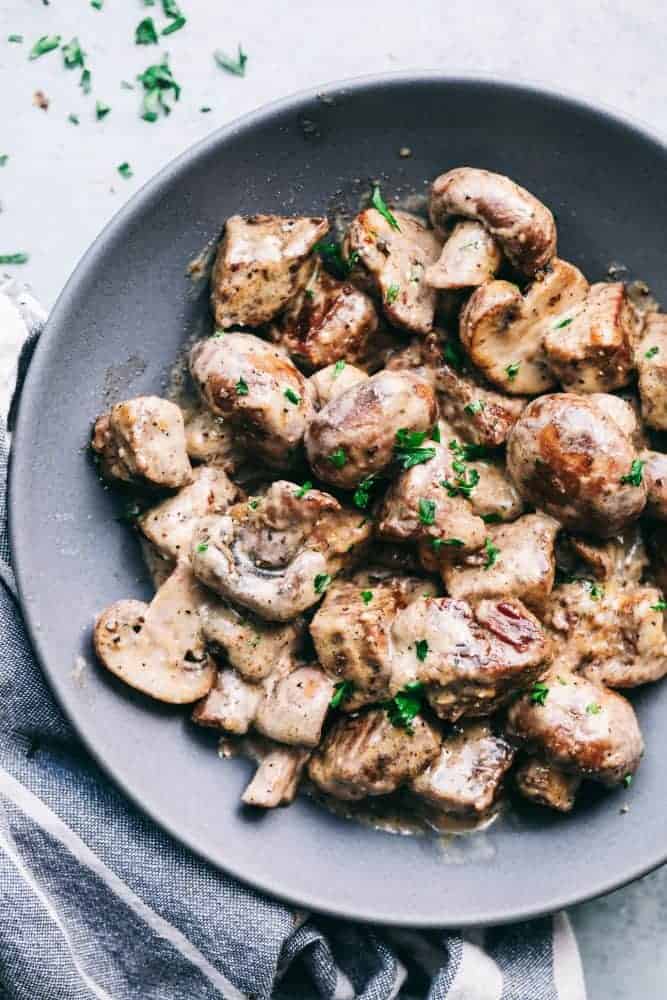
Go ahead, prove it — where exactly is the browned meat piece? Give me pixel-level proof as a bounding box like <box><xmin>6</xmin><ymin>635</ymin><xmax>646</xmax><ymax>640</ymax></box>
<box><xmin>460</xmin><ymin>259</ymin><xmax>589</xmax><ymax>395</ymax></box>
<box><xmin>385</xmin><ymin>335</ymin><xmax>526</xmax><ymax>448</ymax></box>
<box><xmin>390</xmin><ymin>596</ymin><xmax>550</xmax><ymax>721</ymax></box>
<box><xmin>242</xmin><ymin>745</ymin><xmax>311</xmax><ymax>808</ymax></box>
<box><xmin>304</xmin><ymin>369</ymin><xmax>437</xmax><ymax>489</ymax></box>
<box><xmin>465</xmin><ymin>457</ymin><xmax>525</xmax><ymax>523</ymax></box>
<box><xmin>310</xmin><ymin>573</ymin><xmax>437</xmax><ymax>707</ymax></box>
<box><xmin>201</xmin><ymin>602</ymin><xmax>304</xmax><ymax>681</ymax></box>
<box><xmin>308</xmin><ymin>362</ymin><xmax>368</xmax><ymax>409</ymax></box>
<box><xmin>307</xmin><ymin>708</ymin><xmax>441</xmax><ymax>801</ymax></box>
<box><xmin>441</xmin><ymin>513</ymin><xmax>559</xmax><ymax>614</ymax></box>
<box><xmin>642</xmin><ymin>449</ymin><xmax>667</xmax><ymax>520</ymax></box>
<box><xmin>210</xmin><ymin>214</ymin><xmax>328</xmax><ymax>328</ymax></box>
<box><xmin>376</xmin><ymin>441</ymin><xmax>486</xmax><ymax>553</ymax></box>
<box><xmin>545</xmin><ymin>579</ymin><xmax>667</xmax><ymax>688</ymax></box>
<box><xmin>429</xmin><ymin>167</ymin><xmax>557</xmax><ymax>276</ymax></box>
<box><xmin>138</xmin><ymin>466</ymin><xmax>238</xmax><ymax>562</ymax></box>
<box><xmin>555</xmin><ymin>526</ymin><xmax>647</xmax><ymax>584</ymax></box>
<box><xmin>636</xmin><ymin>312</ymin><xmax>667</xmax><ymax>430</ymax></box>
<box><xmin>192</xmin><ymin>668</ymin><xmax>262</xmax><ymax>733</ymax></box>
<box><xmin>646</xmin><ymin>522</ymin><xmax>667</xmax><ymax>593</ymax></box>
<box><xmin>544</xmin><ymin>282</ymin><xmax>639</xmax><ymax>393</ymax></box>
<box><xmin>269</xmin><ymin>262</ymin><xmax>378</xmax><ymax>370</ymax></box>
<box><xmin>410</xmin><ymin>722</ymin><xmax>514</xmax><ymax>818</ymax></box>
<box><xmin>183</xmin><ymin>406</ymin><xmax>242</xmax><ymax>470</ymax></box>
<box><xmin>425</xmin><ymin>220</ymin><xmax>502</xmax><ymax>290</ymax></box>
<box><xmin>514</xmin><ymin>756</ymin><xmax>581</xmax><ymax>812</ymax></box>
<box><xmin>506</xmin><ymin>670</ymin><xmax>643</xmax><ymax>786</ymax></box>
<box><xmin>345</xmin><ymin>208</ymin><xmax>442</xmax><ymax>334</ymax></box>
<box><xmin>191</xmin><ymin>481</ymin><xmax>371</xmax><ymax>621</ymax></box>
<box><xmin>590</xmin><ymin>392</ymin><xmax>646</xmax><ymax>447</ymax></box>
<box><xmin>506</xmin><ymin>393</ymin><xmax>647</xmax><ymax>537</ymax></box>
<box><xmin>92</xmin><ymin>396</ymin><xmax>192</xmax><ymax>489</ymax></box>
<box><xmin>94</xmin><ymin>563</ymin><xmax>215</xmax><ymax>704</ymax></box>
<box><xmin>189</xmin><ymin>333</ymin><xmax>313</xmax><ymax>470</ymax></box>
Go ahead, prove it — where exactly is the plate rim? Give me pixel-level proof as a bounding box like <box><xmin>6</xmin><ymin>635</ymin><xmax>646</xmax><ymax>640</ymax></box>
<box><xmin>9</xmin><ymin>71</ymin><xmax>667</xmax><ymax>927</ymax></box>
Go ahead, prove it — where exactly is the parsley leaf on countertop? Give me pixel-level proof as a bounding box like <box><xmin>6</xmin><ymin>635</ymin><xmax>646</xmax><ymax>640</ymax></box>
<box><xmin>214</xmin><ymin>44</ymin><xmax>248</xmax><ymax>77</ymax></box>
<box><xmin>29</xmin><ymin>35</ymin><xmax>61</xmax><ymax>60</ymax></box>
<box><xmin>135</xmin><ymin>17</ymin><xmax>159</xmax><ymax>44</ymax></box>
<box><xmin>0</xmin><ymin>254</ymin><xmax>29</xmax><ymax>265</ymax></box>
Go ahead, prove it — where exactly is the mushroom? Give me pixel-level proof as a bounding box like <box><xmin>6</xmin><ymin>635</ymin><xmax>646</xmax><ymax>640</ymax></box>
<box><xmin>242</xmin><ymin>745</ymin><xmax>311</xmax><ymax>808</ymax></box>
<box><xmin>93</xmin><ymin>562</ymin><xmax>215</xmax><ymax>703</ymax></box>
<box><xmin>344</xmin><ymin>208</ymin><xmax>442</xmax><ymax>334</ymax></box>
<box><xmin>459</xmin><ymin>259</ymin><xmax>589</xmax><ymax>395</ymax></box>
<box><xmin>308</xmin><ymin>361</ymin><xmax>368</xmax><ymax>410</ymax></box>
<box><xmin>425</xmin><ymin>220</ymin><xmax>502</xmax><ymax>290</ymax></box>
<box><xmin>190</xmin><ymin>481</ymin><xmax>372</xmax><ymax>621</ymax></box>
<box><xmin>201</xmin><ymin>601</ymin><xmax>304</xmax><ymax>682</ymax></box>
<box><xmin>514</xmin><ymin>757</ymin><xmax>582</xmax><ymax>813</ymax></box>
<box><xmin>211</xmin><ymin>213</ymin><xmax>329</xmax><ymax>328</ymax></box>
<box><xmin>428</xmin><ymin>166</ymin><xmax>557</xmax><ymax>276</ymax></box>
<box><xmin>183</xmin><ymin>405</ymin><xmax>243</xmax><ymax>470</ymax></box>
<box><xmin>636</xmin><ymin>312</ymin><xmax>667</xmax><ymax>430</ymax></box>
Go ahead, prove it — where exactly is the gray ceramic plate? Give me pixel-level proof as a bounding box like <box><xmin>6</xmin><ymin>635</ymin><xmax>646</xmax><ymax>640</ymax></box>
<box><xmin>10</xmin><ymin>74</ymin><xmax>667</xmax><ymax>927</ymax></box>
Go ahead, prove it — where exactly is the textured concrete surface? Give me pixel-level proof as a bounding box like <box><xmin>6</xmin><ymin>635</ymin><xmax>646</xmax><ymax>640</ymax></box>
<box><xmin>3</xmin><ymin>0</ymin><xmax>667</xmax><ymax>995</ymax></box>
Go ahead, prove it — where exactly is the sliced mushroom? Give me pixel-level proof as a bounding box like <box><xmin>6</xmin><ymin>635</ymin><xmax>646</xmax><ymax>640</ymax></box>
<box><xmin>242</xmin><ymin>745</ymin><xmax>311</xmax><ymax>808</ymax></box>
<box><xmin>191</xmin><ymin>667</ymin><xmax>262</xmax><ymax>733</ymax></box>
<box><xmin>201</xmin><ymin>602</ymin><xmax>304</xmax><ymax>682</ymax></box>
<box><xmin>345</xmin><ymin>208</ymin><xmax>442</xmax><ymax>334</ymax></box>
<box><xmin>308</xmin><ymin>362</ymin><xmax>368</xmax><ymax>410</ymax></box>
<box><xmin>184</xmin><ymin>405</ymin><xmax>243</xmax><ymax>470</ymax></box>
<box><xmin>190</xmin><ymin>481</ymin><xmax>372</xmax><ymax>621</ymax></box>
<box><xmin>91</xmin><ymin>396</ymin><xmax>192</xmax><ymax>489</ymax></box>
<box><xmin>189</xmin><ymin>333</ymin><xmax>314</xmax><ymax>469</ymax></box>
<box><xmin>460</xmin><ymin>259</ymin><xmax>589</xmax><ymax>395</ymax></box>
<box><xmin>429</xmin><ymin>167</ymin><xmax>557</xmax><ymax>276</ymax></box>
<box><xmin>138</xmin><ymin>465</ymin><xmax>239</xmax><ymax>562</ymax></box>
<box><xmin>93</xmin><ymin>563</ymin><xmax>215</xmax><ymax>704</ymax></box>
<box><xmin>544</xmin><ymin>282</ymin><xmax>639</xmax><ymax>393</ymax></box>
<box><xmin>514</xmin><ymin>756</ymin><xmax>582</xmax><ymax>813</ymax></box>
<box><xmin>211</xmin><ymin>213</ymin><xmax>328</xmax><ymax>328</ymax></box>
<box><xmin>425</xmin><ymin>220</ymin><xmax>502</xmax><ymax>290</ymax></box>
<box><xmin>636</xmin><ymin>312</ymin><xmax>667</xmax><ymax>430</ymax></box>
<box><xmin>305</xmin><ymin>369</ymin><xmax>437</xmax><ymax>489</ymax></box>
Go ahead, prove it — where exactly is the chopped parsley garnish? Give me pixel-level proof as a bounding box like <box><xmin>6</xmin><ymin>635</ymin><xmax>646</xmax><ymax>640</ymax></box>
<box><xmin>482</xmin><ymin>512</ymin><xmax>502</xmax><ymax>524</ymax></box>
<box><xmin>67</xmin><ymin>113</ymin><xmax>79</xmax><ymax>125</ymax></box>
<box><xmin>394</xmin><ymin>428</ymin><xmax>436</xmax><ymax>469</ymax></box>
<box><xmin>386</xmin><ymin>681</ymin><xmax>424</xmax><ymax>732</ymax></box>
<box><xmin>431</xmin><ymin>423</ymin><xmax>441</xmax><ymax>443</ymax></box>
<box><xmin>415</xmin><ymin>639</ymin><xmax>429</xmax><ymax>662</ymax></box>
<box><xmin>623</xmin><ymin>774</ymin><xmax>633</xmax><ymax>788</ymax></box>
<box><xmin>483</xmin><ymin>537</ymin><xmax>499</xmax><ymax>570</ymax></box>
<box><xmin>449</xmin><ymin>439</ymin><xmax>489</xmax><ymax>462</ymax></box>
<box><xmin>80</xmin><ymin>68</ymin><xmax>92</xmax><ymax>94</ymax></box>
<box><xmin>586</xmin><ymin>702</ymin><xmax>602</xmax><ymax>715</ymax></box>
<box><xmin>441</xmin><ymin>467</ymin><xmax>480</xmax><ymax>499</ymax></box>
<box><xmin>0</xmin><ymin>253</ymin><xmax>29</xmax><ymax>264</ymax></box>
<box><xmin>138</xmin><ymin>57</ymin><xmax>181</xmax><ymax>121</ymax></box>
<box><xmin>371</xmin><ymin>184</ymin><xmax>400</xmax><ymax>231</ymax></box>
<box><xmin>353</xmin><ymin>473</ymin><xmax>378</xmax><ymax>509</ymax></box>
<box><xmin>135</xmin><ymin>17</ymin><xmax>159</xmax><ymax>44</ymax></box>
<box><xmin>651</xmin><ymin>599</ymin><xmax>667</xmax><ymax>612</ymax></box>
<box><xmin>214</xmin><ymin>44</ymin><xmax>248</xmax><ymax>77</ymax></box>
<box><xmin>584</xmin><ymin>580</ymin><xmax>604</xmax><ymax>600</ymax></box>
<box><xmin>505</xmin><ymin>361</ymin><xmax>521</xmax><ymax>380</ymax></box>
<box><xmin>235</xmin><ymin>378</ymin><xmax>249</xmax><ymax>395</ymax></box>
<box><xmin>162</xmin><ymin>0</ymin><xmax>183</xmax><ymax>16</ymax></box>
<box><xmin>418</xmin><ymin>498</ymin><xmax>436</xmax><ymax>526</ymax></box>
<box><xmin>645</xmin><ymin>345</ymin><xmax>660</xmax><ymax>359</ymax></box>
<box><xmin>196</xmin><ymin>542</ymin><xmax>208</xmax><ymax>553</ymax></box>
<box><xmin>0</xmin><ymin>155</ymin><xmax>7</xmax><ymax>166</ymax></box>
<box><xmin>330</xmin><ymin>680</ymin><xmax>353</xmax><ymax>708</ymax></box>
<box><xmin>162</xmin><ymin>15</ymin><xmax>186</xmax><ymax>35</ymax></box>
<box><xmin>464</xmin><ymin>399</ymin><xmax>485</xmax><ymax>416</ymax></box>
<box><xmin>360</xmin><ymin>590</ymin><xmax>373</xmax><ymax>605</ymax></box>
<box><xmin>443</xmin><ymin>339</ymin><xmax>465</xmax><ymax>371</ymax></box>
<box><xmin>96</xmin><ymin>100</ymin><xmax>111</xmax><ymax>120</ymax></box>
<box><xmin>62</xmin><ymin>37</ymin><xmax>85</xmax><ymax>67</ymax></box>
<box><xmin>284</xmin><ymin>387</ymin><xmax>300</xmax><ymax>405</ymax></box>
<box><xmin>314</xmin><ymin>573</ymin><xmax>332</xmax><ymax>594</ymax></box>
<box><xmin>117</xmin><ymin>162</ymin><xmax>132</xmax><ymax>179</ymax></box>
<box><xmin>8</xmin><ymin>35</ymin><xmax>24</xmax><ymax>43</ymax></box>
<box><xmin>91</xmin><ymin>0</ymin><xmax>103</xmax><ymax>9</ymax></box>
<box><xmin>441</xmin><ymin>537</ymin><xmax>464</xmax><ymax>547</ymax></box>
<box><xmin>328</xmin><ymin>447</ymin><xmax>347</xmax><ymax>468</ymax></box>
<box><xmin>530</xmin><ymin>681</ymin><xmax>549</xmax><ymax>705</ymax></box>
<box><xmin>294</xmin><ymin>481</ymin><xmax>312</xmax><ymax>499</ymax></box>
<box><xmin>313</xmin><ymin>240</ymin><xmax>358</xmax><ymax>280</ymax></box>
<box><xmin>620</xmin><ymin>458</ymin><xmax>645</xmax><ymax>487</ymax></box>
<box><xmin>248</xmin><ymin>499</ymin><xmax>260</xmax><ymax>509</ymax></box>
<box><xmin>333</xmin><ymin>359</ymin><xmax>346</xmax><ymax>377</ymax></box>
<box><xmin>553</xmin><ymin>316</ymin><xmax>573</xmax><ymax>329</ymax></box>
<box><xmin>200</xmin><ymin>106</ymin><xmax>211</xmax><ymax>113</ymax></box>
<box><xmin>29</xmin><ymin>35</ymin><xmax>61</xmax><ymax>60</ymax></box>
<box><xmin>385</xmin><ymin>283</ymin><xmax>400</xmax><ymax>305</ymax></box>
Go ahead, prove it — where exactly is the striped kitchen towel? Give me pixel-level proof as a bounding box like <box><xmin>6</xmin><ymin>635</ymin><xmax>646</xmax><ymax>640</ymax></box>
<box><xmin>0</xmin><ymin>279</ymin><xmax>586</xmax><ymax>1000</ymax></box>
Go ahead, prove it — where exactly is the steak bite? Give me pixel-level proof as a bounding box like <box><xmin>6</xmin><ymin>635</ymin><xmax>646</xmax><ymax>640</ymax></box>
<box><xmin>191</xmin><ymin>481</ymin><xmax>371</xmax><ymax>622</ymax></box>
<box><xmin>506</xmin><ymin>670</ymin><xmax>644</xmax><ymax>786</ymax></box>
<box><xmin>636</xmin><ymin>312</ymin><xmax>667</xmax><ymax>430</ymax></box>
<box><xmin>514</xmin><ymin>756</ymin><xmax>582</xmax><ymax>813</ymax></box>
<box><xmin>189</xmin><ymin>333</ymin><xmax>313</xmax><ymax>469</ymax></box>
<box><xmin>184</xmin><ymin>406</ymin><xmax>242</xmax><ymax>470</ymax></box>
<box><xmin>304</xmin><ymin>369</ymin><xmax>437</xmax><ymax>489</ymax></box>
<box><xmin>307</xmin><ymin>708</ymin><xmax>441</xmax><ymax>801</ymax></box>
<box><xmin>544</xmin><ymin>282</ymin><xmax>639</xmax><ymax>393</ymax></box>
<box><xmin>211</xmin><ymin>213</ymin><xmax>328</xmax><ymax>328</ymax></box>
<box><xmin>506</xmin><ymin>393</ymin><xmax>647</xmax><ymax>537</ymax></box>
<box><xmin>642</xmin><ymin>449</ymin><xmax>667</xmax><ymax>520</ymax></box>
<box><xmin>201</xmin><ymin>602</ymin><xmax>304</xmax><ymax>682</ymax></box>
<box><xmin>345</xmin><ymin>207</ymin><xmax>442</xmax><ymax>334</ymax></box>
<box><xmin>92</xmin><ymin>395</ymin><xmax>192</xmax><ymax>489</ymax></box>
<box><xmin>390</xmin><ymin>596</ymin><xmax>550</xmax><ymax>721</ymax></box>
<box><xmin>429</xmin><ymin>167</ymin><xmax>557</xmax><ymax>276</ymax></box>
<box><xmin>410</xmin><ymin>722</ymin><xmax>514</xmax><ymax>818</ymax></box>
